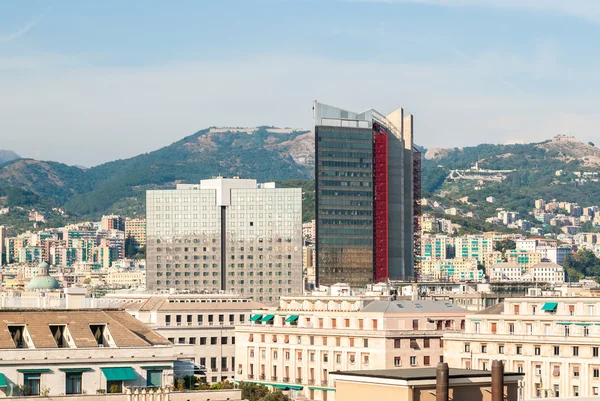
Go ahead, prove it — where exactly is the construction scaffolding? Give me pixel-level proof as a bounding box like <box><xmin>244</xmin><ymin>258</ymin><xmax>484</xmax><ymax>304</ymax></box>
<box><xmin>413</xmin><ymin>147</ymin><xmax>422</xmax><ymax>282</ymax></box>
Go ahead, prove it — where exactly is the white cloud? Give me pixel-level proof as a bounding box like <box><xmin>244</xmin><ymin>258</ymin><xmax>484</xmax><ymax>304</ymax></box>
<box><xmin>0</xmin><ymin>15</ymin><xmax>43</xmax><ymax>46</ymax></box>
<box><xmin>0</xmin><ymin>50</ymin><xmax>597</xmax><ymax>165</ymax></box>
<box><xmin>349</xmin><ymin>0</ymin><xmax>600</xmax><ymax>22</ymax></box>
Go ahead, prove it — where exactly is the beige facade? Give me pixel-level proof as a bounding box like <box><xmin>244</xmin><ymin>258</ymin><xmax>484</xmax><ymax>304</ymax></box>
<box><xmin>420</xmin><ymin>258</ymin><xmax>482</xmax><ymax>282</ymax></box>
<box><xmin>444</xmin><ymin>297</ymin><xmax>600</xmax><ymax>400</ymax></box>
<box><xmin>104</xmin><ymin>268</ymin><xmax>146</xmax><ymax>287</ymax></box>
<box><xmin>125</xmin><ymin>218</ymin><xmax>147</xmax><ymax>248</ymax></box>
<box><xmin>490</xmin><ymin>261</ymin><xmax>564</xmax><ymax>284</ymax></box>
<box><xmin>234</xmin><ymin>294</ymin><xmax>467</xmax><ymax>401</ymax></box>
<box><xmin>111</xmin><ymin>293</ymin><xmax>264</xmax><ymax>384</ymax></box>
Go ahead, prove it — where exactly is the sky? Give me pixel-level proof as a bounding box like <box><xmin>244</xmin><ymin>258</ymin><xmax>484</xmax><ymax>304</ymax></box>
<box><xmin>1</xmin><ymin>0</ymin><xmax>599</xmax><ymax>166</ymax></box>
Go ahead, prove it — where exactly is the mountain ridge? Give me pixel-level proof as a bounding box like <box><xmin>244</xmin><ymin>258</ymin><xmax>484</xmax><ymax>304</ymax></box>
<box><xmin>1</xmin><ymin>130</ymin><xmax>599</xmax><ymax>235</ymax></box>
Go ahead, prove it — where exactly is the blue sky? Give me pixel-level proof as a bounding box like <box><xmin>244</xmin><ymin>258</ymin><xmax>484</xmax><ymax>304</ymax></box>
<box><xmin>1</xmin><ymin>0</ymin><xmax>599</xmax><ymax>166</ymax></box>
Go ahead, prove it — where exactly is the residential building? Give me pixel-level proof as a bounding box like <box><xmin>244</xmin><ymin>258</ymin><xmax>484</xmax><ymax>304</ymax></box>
<box><xmin>235</xmin><ymin>287</ymin><xmax>467</xmax><ymax>401</ymax></box>
<box><xmin>421</xmin><ymin>235</ymin><xmax>451</xmax><ymax>261</ymax></box>
<box><xmin>420</xmin><ymin>258</ymin><xmax>482</xmax><ymax>282</ymax></box>
<box><xmin>453</xmin><ymin>236</ymin><xmax>495</xmax><ymax>265</ymax></box>
<box><xmin>505</xmin><ymin>249</ymin><xmax>542</xmax><ymax>269</ymax></box>
<box><xmin>303</xmin><ymin>219</ymin><xmax>316</xmax><ymax>242</ymax></box>
<box><xmin>110</xmin><ymin>293</ymin><xmax>264</xmax><ymax>384</ymax></box>
<box><xmin>101</xmin><ymin>215</ymin><xmax>125</xmax><ymax>231</ymax></box>
<box><xmin>490</xmin><ymin>261</ymin><xmax>564</xmax><ymax>284</ymax></box>
<box><xmin>313</xmin><ymin>101</ymin><xmax>417</xmax><ymax>287</ymax></box>
<box><xmin>331</xmin><ymin>364</ymin><xmax>523</xmax><ymax>401</ymax></box>
<box><xmin>444</xmin><ymin>297</ymin><xmax>600</xmax><ymax>399</ymax></box>
<box><xmin>0</xmin><ymin>309</ymin><xmax>176</xmax><ymax>396</ymax></box>
<box><xmin>145</xmin><ymin>177</ymin><xmax>303</xmax><ymax>303</ymax></box>
<box><xmin>125</xmin><ymin>218</ymin><xmax>147</xmax><ymax>248</ymax></box>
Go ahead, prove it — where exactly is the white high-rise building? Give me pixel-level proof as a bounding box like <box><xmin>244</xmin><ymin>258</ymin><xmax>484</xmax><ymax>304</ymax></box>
<box><xmin>146</xmin><ymin>177</ymin><xmax>303</xmax><ymax>304</ymax></box>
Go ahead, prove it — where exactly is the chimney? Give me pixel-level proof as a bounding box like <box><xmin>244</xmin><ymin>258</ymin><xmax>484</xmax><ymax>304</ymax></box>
<box><xmin>436</xmin><ymin>362</ymin><xmax>449</xmax><ymax>401</ymax></box>
<box><xmin>492</xmin><ymin>360</ymin><xmax>504</xmax><ymax>401</ymax></box>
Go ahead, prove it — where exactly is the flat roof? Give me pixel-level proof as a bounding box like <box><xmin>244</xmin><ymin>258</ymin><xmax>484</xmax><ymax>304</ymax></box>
<box><xmin>333</xmin><ymin>368</ymin><xmax>522</xmax><ymax>381</ymax></box>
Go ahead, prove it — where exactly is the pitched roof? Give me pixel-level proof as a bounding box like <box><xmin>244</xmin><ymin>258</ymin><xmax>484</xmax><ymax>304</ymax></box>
<box><xmin>0</xmin><ymin>310</ymin><xmax>171</xmax><ymax>349</ymax></box>
<box><xmin>475</xmin><ymin>302</ymin><xmax>505</xmax><ymax>315</ymax></box>
<box><xmin>360</xmin><ymin>300</ymin><xmax>467</xmax><ymax>314</ymax></box>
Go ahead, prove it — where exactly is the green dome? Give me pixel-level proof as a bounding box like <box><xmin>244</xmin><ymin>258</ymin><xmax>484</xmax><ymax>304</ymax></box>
<box><xmin>38</xmin><ymin>261</ymin><xmax>50</xmax><ymax>269</ymax></box>
<box><xmin>28</xmin><ymin>275</ymin><xmax>60</xmax><ymax>290</ymax></box>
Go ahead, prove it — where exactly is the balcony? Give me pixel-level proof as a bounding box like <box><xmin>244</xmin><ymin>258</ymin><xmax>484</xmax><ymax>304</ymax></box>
<box><xmin>222</xmin><ymin>368</ymin><xmax>229</xmax><ymax>372</ymax></box>
<box><xmin>295</xmin><ymin>378</ymin><xmax>303</xmax><ymax>384</ymax></box>
<box><xmin>248</xmin><ymin>374</ymin><xmax>254</xmax><ymax>379</ymax></box>
<box><xmin>308</xmin><ymin>379</ymin><xmax>315</xmax><ymax>385</ymax></box>
<box><xmin>283</xmin><ymin>377</ymin><xmax>290</xmax><ymax>383</ymax></box>
<box><xmin>259</xmin><ymin>374</ymin><xmax>266</xmax><ymax>380</ymax></box>
<box><xmin>271</xmin><ymin>376</ymin><xmax>278</xmax><ymax>382</ymax></box>
<box><xmin>211</xmin><ymin>368</ymin><xmax>219</xmax><ymax>372</ymax></box>
<box><xmin>321</xmin><ymin>380</ymin><xmax>329</xmax><ymax>386</ymax></box>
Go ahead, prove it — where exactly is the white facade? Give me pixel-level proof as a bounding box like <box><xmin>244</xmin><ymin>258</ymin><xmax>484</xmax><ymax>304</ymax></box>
<box><xmin>444</xmin><ymin>297</ymin><xmax>600</xmax><ymax>400</ymax></box>
<box><xmin>146</xmin><ymin>178</ymin><xmax>303</xmax><ymax>304</ymax></box>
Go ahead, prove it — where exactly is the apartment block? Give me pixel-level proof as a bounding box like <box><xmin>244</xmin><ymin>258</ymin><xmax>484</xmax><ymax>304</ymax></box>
<box><xmin>444</xmin><ymin>297</ymin><xmax>600</xmax><ymax>399</ymax></box>
<box><xmin>420</xmin><ymin>258</ymin><xmax>482</xmax><ymax>282</ymax></box>
<box><xmin>235</xmin><ymin>287</ymin><xmax>467</xmax><ymax>401</ymax></box>
<box><xmin>125</xmin><ymin>218</ymin><xmax>147</xmax><ymax>248</ymax></box>
<box><xmin>109</xmin><ymin>293</ymin><xmax>264</xmax><ymax>384</ymax></box>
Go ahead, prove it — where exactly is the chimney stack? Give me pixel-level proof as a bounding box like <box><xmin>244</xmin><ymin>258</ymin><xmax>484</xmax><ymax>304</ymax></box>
<box><xmin>436</xmin><ymin>362</ymin><xmax>449</xmax><ymax>401</ymax></box>
<box><xmin>492</xmin><ymin>360</ymin><xmax>504</xmax><ymax>401</ymax></box>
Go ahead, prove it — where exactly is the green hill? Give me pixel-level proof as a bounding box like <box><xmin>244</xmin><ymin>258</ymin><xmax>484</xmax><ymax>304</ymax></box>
<box><xmin>422</xmin><ymin>135</ymin><xmax>600</xmax><ymax>219</ymax></box>
<box><xmin>0</xmin><ymin>127</ymin><xmax>314</xmax><ymax>223</ymax></box>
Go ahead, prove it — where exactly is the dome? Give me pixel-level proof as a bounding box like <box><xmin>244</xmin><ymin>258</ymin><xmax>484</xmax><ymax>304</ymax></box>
<box><xmin>28</xmin><ymin>275</ymin><xmax>60</xmax><ymax>290</ymax></box>
<box><xmin>28</xmin><ymin>261</ymin><xmax>60</xmax><ymax>290</ymax></box>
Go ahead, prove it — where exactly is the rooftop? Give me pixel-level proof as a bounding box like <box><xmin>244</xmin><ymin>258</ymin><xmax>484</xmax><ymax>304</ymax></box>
<box><xmin>361</xmin><ymin>300</ymin><xmax>467</xmax><ymax>314</ymax></box>
<box><xmin>332</xmin><ymin>367</ymin><xmax>522</xmax><ymax>381</ymax></box>
<box><xmin>121</xmin><ymin>296</ymin><xmax>264</xmax><ymax>312</ymax></box>
<box><xmin>0</xmin><ymin>309</ymin><xmax>170</xmax><ymax>349</ymax></box>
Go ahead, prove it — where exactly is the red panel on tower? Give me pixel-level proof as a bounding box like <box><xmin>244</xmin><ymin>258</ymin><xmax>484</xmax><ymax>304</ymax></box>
<box><xmin>373</xmin><ymin>123</ymin><xmax>389</xmax><ymax>282</ymax></box>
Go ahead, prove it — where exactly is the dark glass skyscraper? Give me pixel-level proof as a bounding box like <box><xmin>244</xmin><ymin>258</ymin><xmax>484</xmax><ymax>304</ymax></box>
<box><xmin>314</xmin><ymin>102</ymin><xmax>416</xmax><ymax>286</ymax></box>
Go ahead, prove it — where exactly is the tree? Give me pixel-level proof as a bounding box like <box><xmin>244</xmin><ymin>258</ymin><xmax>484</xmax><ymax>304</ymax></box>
<box><xmin>494</xmin><ymin>239</ymin><xmax>516</xmax><ymax>254</ymax></box>
<box><xmin>589</xmin><ymin>141</ymin><xmax>596</xmax><ymax>147</ymax></box>
<box><xmin>239</xmin><ymin>382</ymin><xmax>270</xmax><ymax>401</ymax></box>
<box><xmin>260</xmin><ymin>390</ymin><xmax>291</xmax><ymax>401</ymax></box>
<box><xmin>125</xmin><ymin>234</ymin><xmax>137</xmax><ymax>258</ymax></box>
<box><xmin>83</xmin><ymin>277</ymin><xmax>92</xmax><ymax>285</ymax></box>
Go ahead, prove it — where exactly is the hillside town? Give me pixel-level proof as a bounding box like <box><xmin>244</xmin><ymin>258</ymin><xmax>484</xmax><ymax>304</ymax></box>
<box><xmin>0</xmin><ymin>2</ymin><xmax>597</xmax><ymax>400</ymax></box>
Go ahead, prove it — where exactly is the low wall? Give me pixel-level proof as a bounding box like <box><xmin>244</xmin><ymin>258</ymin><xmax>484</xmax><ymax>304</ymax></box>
<box><xmin>1</xmin><ymin>389</ymin><xmax>243</xmax><ymax>401</ymax></box>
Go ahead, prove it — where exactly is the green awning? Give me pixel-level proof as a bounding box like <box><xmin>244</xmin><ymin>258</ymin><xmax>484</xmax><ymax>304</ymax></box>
<box><xmin>17</xmin><ymin>369</ymin><xmax>52</xmax><ymax>374</ymax></box>
<box><xmin>556</xmin><ymin>322</ymin><xmax>572</xmax><ymax>325</ymax></box>
<box><xmin>272</xmin><ymin>384</ymin><xmax>303</xmax><ymax>390</ymax></box>
<box><xmin>140</xmin><ymin>366</ymin><xmax>172</xmax><ymax>370</ymax></box>
<box><xmin>100</xmin><ymin>367</ymin><xmax>137</xmax><ymax>381</ymax></box>
<box><xmin>309</xmin><ymin>387</ymin><xmax>336</xmax><ymax>392</ymax></box>
<box><xmin>0</xmin><ymin>374</ymin><xmax>7</xmax><ymax>387</ymax></box>
<box><xmin>285</xmin><ymin>315</ymin><xmax>299</xmax><ymax>323</ymax></box>
<box><xmin>575</xmin><ymin>322</ymin><xmax>591</xmax><ymax>326</ymax></box>
<box><xmin>541</xmin><ymin>302</ymin><xmax>558</xmax><ymax>311</ymax></box>
<box><xmin>249</xmin><ymin>314</ymin><xmax>263</xmax><ymax>322</ymax></box>
<box><xmin>470</xmin><ymin>319</ymin><xmax>481</xmax><ymax>322</ymax></box>
<box><xmin>261</xmin><ymin>314</ymin><xmax>275</xmax><ymax>322</ymax></box>
<box><xmin>59</xmin><ymin>368</ymin><xmax>93</xmax><ymax>372</ymax></box>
